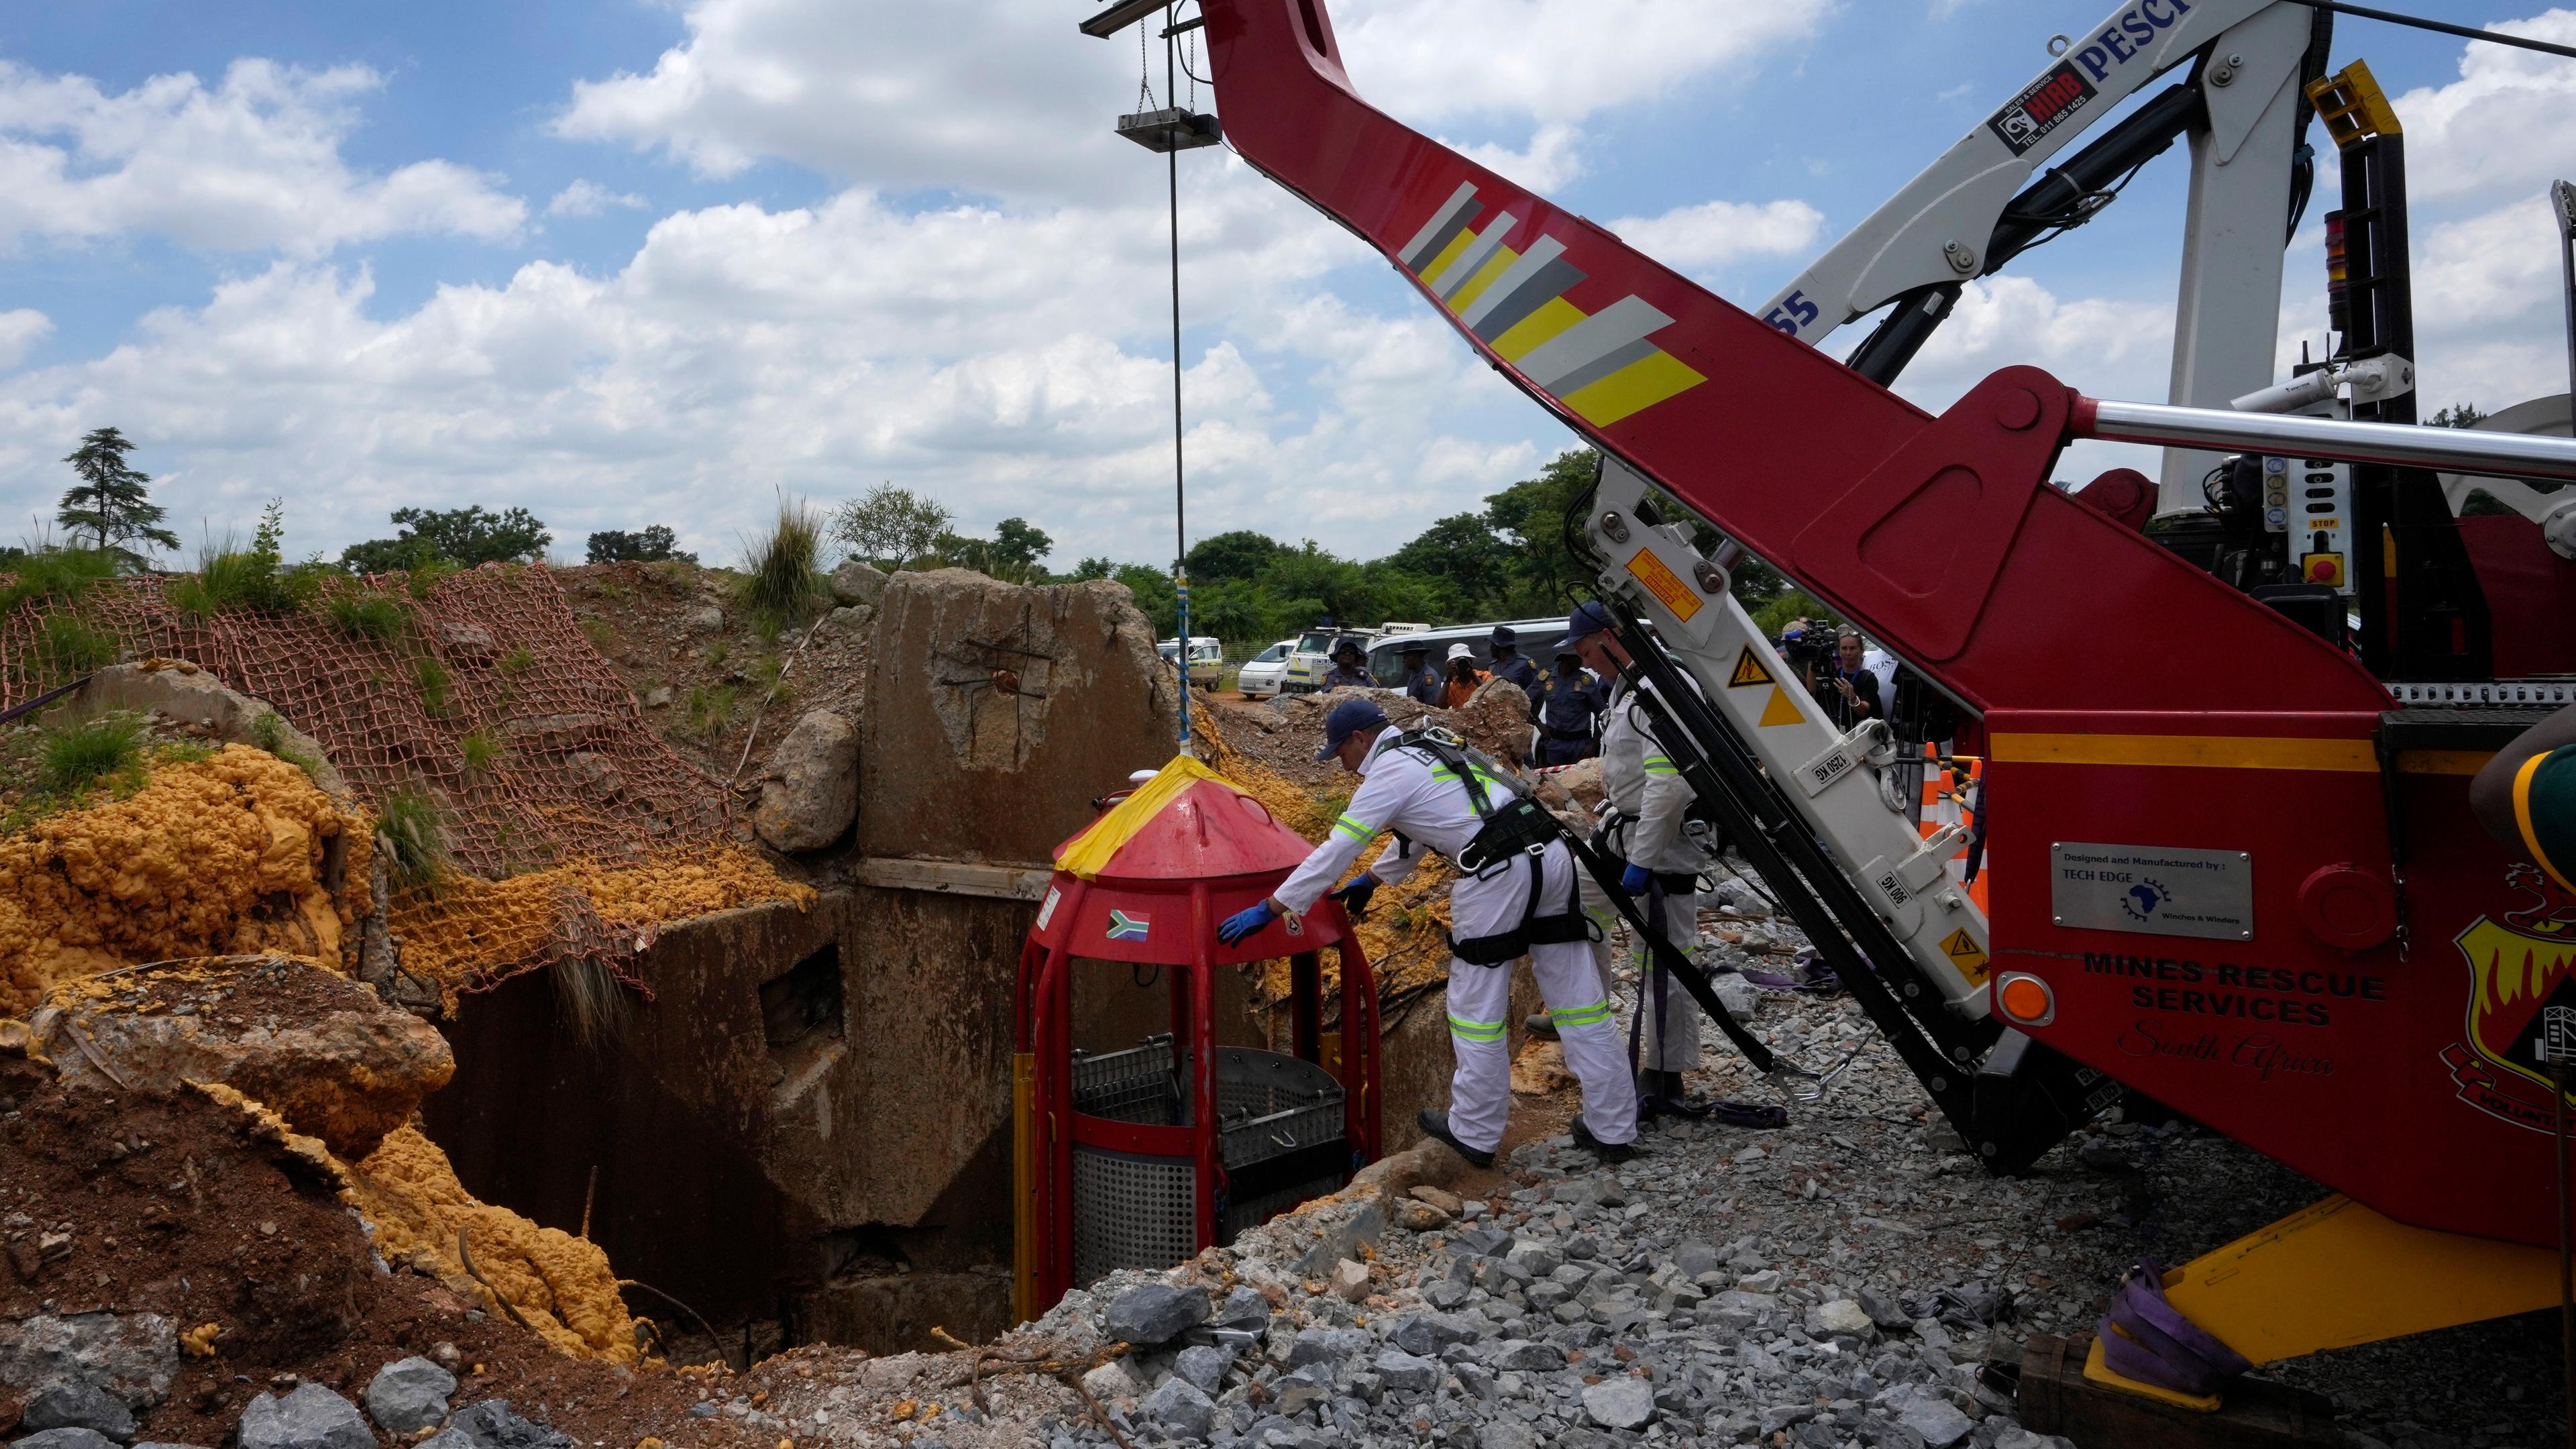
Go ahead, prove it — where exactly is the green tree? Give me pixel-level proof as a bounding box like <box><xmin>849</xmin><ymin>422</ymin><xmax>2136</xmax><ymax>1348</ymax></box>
<box><xmin>991</xmin><ymin>517</ymin><xmax>1053</xmax><ymax>572</ymax></box>
<box><xmin>1387</xmin><ymin>511</ymin><xmax>1510</xmax><ymax>613</ymax></box>
<box><xmin>586</xmin><ymin>525</ymin><xmax>696</xmax><ymax>564</ymax></box>
<box><xmin>1185</xmin><ymin>529</ymin><xmax>1285</xmax><ymax>582</ymax></box>
<box><xmin>58</xmin><ymin>427</ymin><xmax>179</xmax><ymax>569</ymax></box>
<box><xmin>1481</xmin><ymin>447</ymin><xmax>1601</xmax><ymax>615</ymax></box>
<box><xmin>343</xmin><ymin>506</ymin><xmax>551</xmax><ymax>574</ymax></box>
<box><xmin>2428</xmin><ymin>402</ymin><xmax>2490</xmax><ymax>429</ymax></box>
<box><xmin>833</xmin><ymin>484</ymin><xmax>952</xmax><ymax>567</ymax></box>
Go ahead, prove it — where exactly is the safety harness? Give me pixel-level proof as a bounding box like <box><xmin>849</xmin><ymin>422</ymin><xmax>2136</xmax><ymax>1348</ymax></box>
<box><xmin>1389</xmin><ymin>728</ymin><xmax>1593</xmax><ymax>966</ymax></box>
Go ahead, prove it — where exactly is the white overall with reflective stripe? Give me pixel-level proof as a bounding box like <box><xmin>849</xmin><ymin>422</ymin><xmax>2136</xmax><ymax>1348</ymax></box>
<box><xmin>1273</xmin><ymin>733</ymin><xmax>1638</xmax><ymax>1152</ymax></box>
<box><xmin>1597</xmin><ymin>678</ymin><xmax>1705</xmax><ymax>1071</ymax></box>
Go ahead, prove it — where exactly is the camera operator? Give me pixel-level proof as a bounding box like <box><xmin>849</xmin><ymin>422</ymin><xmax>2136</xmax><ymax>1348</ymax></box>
<box><xmin>1774</xmin><ymin>619</ymin><xmax>1880</xmax><ymax>729</ymax></box>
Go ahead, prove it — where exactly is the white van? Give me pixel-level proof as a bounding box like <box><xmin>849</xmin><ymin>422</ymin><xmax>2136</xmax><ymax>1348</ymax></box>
<box><xmin>1236</xmin><ymin>639</ymin><xmax>1296</xmax><ymax>698</ymax></box>
<box><xmin>1157</xmin><ymin>635</ymin><xmax>1224</xmax><ymax>691</ymax></box>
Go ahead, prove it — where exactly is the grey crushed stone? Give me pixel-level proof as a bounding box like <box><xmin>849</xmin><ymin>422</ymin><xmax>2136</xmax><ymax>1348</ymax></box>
<box><xmin>717</xmin><ymin>864</ymin><xmax>2557</xmax><ymax>1447</ymax></box>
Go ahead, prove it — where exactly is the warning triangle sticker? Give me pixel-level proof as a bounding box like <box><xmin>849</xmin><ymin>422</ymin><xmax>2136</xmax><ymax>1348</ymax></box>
<box><xmin>1940</xmin><ymin>928</ymin><xmax>1991</xmax><ymax>983</ymax></box>
<box><xmin>1757</xmin><ymin>686</ymin><xmax>1803</xmax><ymax>728</ymax></box>
<box><xmin>1726</xmin><ymin>645</ymin><xmax>1775</xmax><ymax>689</ymax></box>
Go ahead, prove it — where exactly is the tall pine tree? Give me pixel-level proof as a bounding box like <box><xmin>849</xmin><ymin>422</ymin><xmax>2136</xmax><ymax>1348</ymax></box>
<box><xmin>59</xmin><ymin>427</ymin><xmax>178</xmax><ymax>569</ymax></box>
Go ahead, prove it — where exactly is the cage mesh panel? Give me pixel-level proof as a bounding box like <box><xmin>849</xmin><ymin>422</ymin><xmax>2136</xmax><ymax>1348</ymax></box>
<box><xmin>0</xmin><ymin>567</ymin><xmax>792</xmax><ymax>998</ymax></box>
<box><xmin>1072</xmin><ymin>1146</ymin><xmax>1196</xmax><ymax>1287</ymax></box>
<box><xmin>1068</xmin><ymin>1039</ymin><xmax>1348</xmax><ymax>1275</ymax></box>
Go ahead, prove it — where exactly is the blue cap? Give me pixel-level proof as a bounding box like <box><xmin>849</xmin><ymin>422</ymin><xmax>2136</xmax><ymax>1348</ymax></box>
<box><xmin>1490</xmin><ymin>625</ymin><xmax>1517</xmax><ymax>647</ymax></box>
<box><xmin>1555</xmin><ymin>601</ymin><xmax>1615</xmax><ymax>651</ymax></box>
<box><xmin>1317</xmin><ymin>698</ymin><xmax>1389</xmax><ymax>760</ymax></box>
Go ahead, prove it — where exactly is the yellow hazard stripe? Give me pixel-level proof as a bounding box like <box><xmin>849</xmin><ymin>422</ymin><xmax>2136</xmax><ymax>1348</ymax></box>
<box><xmin>1564</xmin><ymin>350</ymin><xmax>1708</xmax><ymax>427</ymax></box>
<box><xmin>1642</xmin><ymin>753</ymin><xmax>1680</xmax><ymax>776</ymax></box>
<box><xmin>1447</xmin><ymin>1015</ymin><xmax>1507</xmax><ymax>1041</ymax></box>
<box><xmin>1491</xmin><ymin>296</ymin><xmax>1586</xmax><ymax>362</ymax></box>
<box><xmin>1334</xmin><ymin>813</ymin><xmax>1377</xmax><ymax>843</ymax></box>
<box><xmin>1988</xmin><ymin>733</ymin><xmax>2375</xmax><ymax>773</ymax></box>
<box><xmin>1446</xmin><ymin>245</ymin><xmax>1520</xmax><ymax>315</ymax></box>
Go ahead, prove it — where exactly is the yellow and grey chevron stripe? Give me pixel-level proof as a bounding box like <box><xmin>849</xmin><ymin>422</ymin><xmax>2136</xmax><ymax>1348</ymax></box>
<box><xmin>1398</xmin><ymin>180</ymin><xmax>1707</xmax><ymax>427</ymax></box>
<box><xmin>1550</xmin><ymin>998</ymin><xmax>1614</xmax><ymax>1028</ymax></box>
<box><xmin>1447</xmin><ymin>1014</ymin><xmax>1508</xmax><ymax>1042</ymax></box>
<box><xmin>1332</xmin><ymin>812</ymin><xmax>1377</xmax><ymax>843</ymax></box>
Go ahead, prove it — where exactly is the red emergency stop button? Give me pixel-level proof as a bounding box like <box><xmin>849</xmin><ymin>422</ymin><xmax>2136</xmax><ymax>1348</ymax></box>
<box><xmin>2305</xmin><ymin>555</ymin><xmax>2342</xmax><ymax>584</ymax></box>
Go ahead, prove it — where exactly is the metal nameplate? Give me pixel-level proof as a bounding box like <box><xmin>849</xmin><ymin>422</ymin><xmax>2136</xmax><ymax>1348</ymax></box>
<box><xmin>2049</xmin><ymin>842</ymin><xmax>2252</xmax><ymax>941</ymax></box>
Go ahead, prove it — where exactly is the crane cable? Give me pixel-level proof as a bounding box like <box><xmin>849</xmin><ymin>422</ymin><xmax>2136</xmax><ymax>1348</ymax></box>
<box><xmin>2278</xmin><ymin>0</ymin><xmax>2576</xmax><ymax>62</ymax></box>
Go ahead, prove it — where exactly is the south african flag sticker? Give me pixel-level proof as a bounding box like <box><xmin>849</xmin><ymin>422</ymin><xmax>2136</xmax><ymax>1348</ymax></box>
<box><xmin>1106</xmin><ymin>910</ymin><xmax>1151</xmax><ymax>941</ymax></box>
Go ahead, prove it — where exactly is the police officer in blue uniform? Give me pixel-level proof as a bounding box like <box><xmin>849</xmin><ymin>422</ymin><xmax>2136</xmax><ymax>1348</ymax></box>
<box><xmin>1534</xmin><ymin>651</ymin><xmax>1604</xmax><ymax>765</ymax></box>
<box><xmin>1487</xmin><ymin>625</ymin><xmax>1541</xmax><ymax>710</ymax></box>
<box><xmin>1397</xmin><ymin>642</ymin><xmax>1443</xmax><ymax>706</ymax></box>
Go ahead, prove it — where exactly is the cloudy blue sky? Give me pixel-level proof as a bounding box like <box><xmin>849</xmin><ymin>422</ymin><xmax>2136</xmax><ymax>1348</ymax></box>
<box><xmin>0</xmin><ymin>0</ymin><xmax>2569</xmax><ymax>570</ymax></box>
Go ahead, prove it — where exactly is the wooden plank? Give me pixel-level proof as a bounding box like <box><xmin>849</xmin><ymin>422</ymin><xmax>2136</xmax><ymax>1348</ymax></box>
<box><xmin>2013</xmin><ymin>1334</ymin><xmax>2341</xmax><ymax>1448</ymax></box>
<box><xmin>855</xmin><ymin>856</ymin><xmax>1053</xmax><ymax>902</ymax></box>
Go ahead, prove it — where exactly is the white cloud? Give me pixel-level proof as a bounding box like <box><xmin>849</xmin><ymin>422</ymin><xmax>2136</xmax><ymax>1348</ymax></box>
<box><xmin>555</xmin><ymin>0</ymin><xmax>1831</xmax><ymax>202</ymax></box>
<box><xmin>1603</xmin><ymin>199</ymin><xmax>1826</xmax><ymax>274</ymax></box>
<box><xmin>0</xmin><ymin>58</ymin><xmax>526</xmax><ymax>255</ymax></box>
<box><xmin>0</xmin><ymin>311</ymin><xmax>50</xmax><ymax>370</ymax></box>
<box><xmin>1449</xmin><ymin>123</ymin><xmax>1587</xmax><ymax>193</ymax></box>
<box><xmin>0</xmin><ymin>164</ymin><xmax>1540</xmax><ymax>565</ymax></box>
<box><xmin>2385</xmin><ymin>9</ymin><xmax>2576</xmax><ymax>206</ymax></box>
<box><xmin>546</xmin><ymin>180</ymin><xmax>649</xmax><ymax>217</ymax></box>
<box><xmin>1897</xmin><ymin>274</ymin><xmax>2170</xmax><ymax>407</ymax></box>
<box><xmin>1330</xmin><ymin>0</ymin><xmax>1833</xmax><ymax>125</ymax></box>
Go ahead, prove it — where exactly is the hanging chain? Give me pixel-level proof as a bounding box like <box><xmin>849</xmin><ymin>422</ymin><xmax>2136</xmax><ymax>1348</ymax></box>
<box><xmin>1135</xmin><ymin>21</ymin><xmax>1157</xmax><ymax>112</ymax></box>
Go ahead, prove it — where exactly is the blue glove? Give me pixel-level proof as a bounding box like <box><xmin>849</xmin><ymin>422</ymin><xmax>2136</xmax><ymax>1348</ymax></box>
<box><xmin>1330</xmin><ymin>877</ymin><xmax>1379</xmax><ymax>918</ymax></box>
<box><xmin>1218</xmin><ymin>901</ymin><xmax>1278</xmax><ymax>945</ymax></box>
<box><xmin>1621</xmin><ymin>862</ymin><xmax>1653</xmax><ymax>896</ymax></box>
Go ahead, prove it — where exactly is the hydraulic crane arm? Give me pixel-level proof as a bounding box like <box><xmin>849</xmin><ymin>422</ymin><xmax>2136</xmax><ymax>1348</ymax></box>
<box><xmin>1198</xmin><ymin>0</ymin><xmax>2398</xmax><ymax>721</ymax></box>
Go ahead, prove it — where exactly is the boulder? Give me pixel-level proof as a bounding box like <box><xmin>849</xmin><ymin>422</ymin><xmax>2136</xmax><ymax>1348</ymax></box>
<box><xmin>1487</xmin><ymin>1340</ymin><xmax>1564</xmax><ymax>1373</ymax></box>
<box><xmin>1373</xmin><ymin>1349</ymin><xmax>1439</xmax><ymax>1394</ymax></box>
<box><xmin>1099</xmin><ymin>1285</ymin><xmax>1208</xmax><ymax>1346</ymax></box>
<box><xmin>1478</xmin><ymin>1425</ymin><xmax>1538</xmax><ymax>1449</ymax></box>
<box><xmin>1407</xmin><ymin>1185</ymin><xmax>1464</xmax><ymax>1216</ymax></box>
<box><xmin>22</xmin><ymin>1379</ymin><xmax>138</xmax><ymax>1442</ymax></box>
<box><xmin>58</xmin><ymin>663</ymin><xmax>346</xmax><ymax>798</ymax></box>
<box><xmin>1171</xmin><ymin>1344</ymin><xmax>1230</xmax><ymax>1394</ymax></box>
<box><xmin>237</xmin><ymin>1385</ymin><xmax>374</xmax><ymax>1449</ymax></box>
<box><xmin>364</xmin><ymin>1356</ymin><xmax>457</xmax><ymax>1433</ymax></box>
<box><xmin>752</xmin><ymin>710</ymin><xmax>859</xmax><ymax>853</ymax></box>
<box><xmin>1327</xmin><ymin>1258</ymin><xmax>1371</xmax><ymax>1302</ymax></box>
<box><xmin>1885</xmin><ymin>1386</ymin><xmax>1974</xmax><ymax>1448</ymax></box>
<box><xmin>1582</xmin><ymin>1376</ymin><xmax>1656</xmax><ymax>1430</ymax></box>
<box><xmin>1139</xmin><ymin>1377</ymin><xmax>1214</xmax><ymax>1440</ymax></box>
<box><xmin>683</xmin><ymin>605</ymin><xmax>725</xmax><ymax>633</ymax></box>
<box><xmin>42</xmin><ymin>957</ymin><xmax>453</xmax><ymax>1160</ymax></box>
<box><xmin>1808</xmin><ymin>1299</ymin><xmax>1876</xmax><ymax>1338</ymax></box>
<box><xmin>15</xmin><ymin>1431</ymin><xmax>120</xmax><ymax>1449</ymax></box>
<box><xmin>828</xmin><ymin>561</ymin><xmax>890</xmax><ymax>608</ymax></box>
<box><xmin>446</xmin><ymin>1401</ymin><xmax>574</xmax><ymax>1449</ymax></box>
<box><xmin>1286</xmin><ymin>1328</ymin><xmax>1369</xmax><ymax>1368</ymax></box>
<box><xmin>0</xmin><ymin>1313</ymin><xmax>178</xmax><ymax>1411</ymax></box>
<box><xmin>1386</xmin><ymin>1313</ymin><xmax>1479</xmax><ymax>1356</ymax></box>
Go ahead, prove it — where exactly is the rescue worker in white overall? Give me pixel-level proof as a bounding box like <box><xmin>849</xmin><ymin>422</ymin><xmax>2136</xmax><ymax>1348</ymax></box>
<box><xmin>1566</xmin><ymin>601</ymin><xmax>1712</xmax><ymax>1118</ymax></box>
<box><xmin>1215</xmin><ymin>698</ymin><xmax>1640</xmax><ymax>1166</ymax></box>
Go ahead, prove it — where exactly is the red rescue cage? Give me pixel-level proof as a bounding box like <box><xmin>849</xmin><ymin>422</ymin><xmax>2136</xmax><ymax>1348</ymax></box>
<box><xmin>1012</xmin><ymin>755</ymin><xmax>1382</xmax><ymax>1318</ymax></box>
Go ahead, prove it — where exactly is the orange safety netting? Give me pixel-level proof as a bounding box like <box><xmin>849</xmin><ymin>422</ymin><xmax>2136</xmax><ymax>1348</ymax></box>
<box><xmin>0</xmin><ymin>566</ymin><xmax>788</xmax><ymax>998</ymax></box>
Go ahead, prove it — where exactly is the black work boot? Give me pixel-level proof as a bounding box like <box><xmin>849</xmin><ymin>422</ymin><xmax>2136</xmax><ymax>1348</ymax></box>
<box><xmin>1572</xmin><ymin>1117</ymin><xmax>1640</xmax><ymax>1164</ymax></box>
<box><xmin>1525</xmin><ymin>1012</ymin><xmax>1559</xmax><ymax>1041</ymax></box>
<box><xmin>1650</xmin><ymin>1069</ymin><xmax>1715</xmax><ymax>1119</ymax></box>
<box><xmin>1417</xmin><ymin>1108</ymin><xmax>1496</xmax><ymax>1169</ymax></box>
